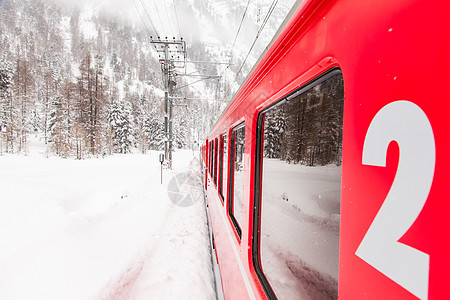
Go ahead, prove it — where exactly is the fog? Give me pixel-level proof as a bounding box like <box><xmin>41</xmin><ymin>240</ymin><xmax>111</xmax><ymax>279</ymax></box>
<box><xmin>56</xmin><ymin>0</ymin><xmax>190</xmax><ymax>39</ymax></box>
<box><xmin>54</xmin><ymin>0</ymin><xmax>297</xmax><ymax>52</ymax></box>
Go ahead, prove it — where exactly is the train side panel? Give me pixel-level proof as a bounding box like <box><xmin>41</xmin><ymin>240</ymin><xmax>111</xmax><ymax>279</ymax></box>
<box><xmin>204</xmin><ymin>0</ymin><xmax>450</xmax><ymax>299</ymax></box>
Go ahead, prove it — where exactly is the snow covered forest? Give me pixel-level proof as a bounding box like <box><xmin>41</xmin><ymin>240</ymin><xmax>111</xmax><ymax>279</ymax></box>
<box><xmin>263</xmin><ymin>74</ymin><xmax>344</xmax><ymax>167</ymax></box>
<box><xmin>0</xmin><ymin>0</ymin><xmax>168</xmax><ymax>157</ymax></box>
<box><xmin>0</xmin><ymin>0</ymin><xmax>296</xmax><ymax>158</ymax></box>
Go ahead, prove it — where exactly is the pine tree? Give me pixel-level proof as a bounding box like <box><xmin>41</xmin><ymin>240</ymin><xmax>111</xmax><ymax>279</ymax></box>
<box><xmin>264</xmin><ymin>106</ymin><xmax>286</xmax><ymax>159</ymax></box>
<box><xmin>0</xmin><ymin>57</ymin><xmax>14</xmax><ymax>154</ymax></box>
<box><xmin>0</xmin><ymin>0</ymin><xmax>195</xmax><ymax>157</ymax></box>
<box><xmin>173</xmin><ymin>113</ymin><xmax>188</xmax><ymax>149</ymax></box>
<box><xmin>143</xmin><ymin>110</ymin><xmax>164</xmax><ymax>151</ymax></box>
<box><xmin>108</xmin><ymin>100</ymin><xmax>133</xmax><ymax>154</ymax></box>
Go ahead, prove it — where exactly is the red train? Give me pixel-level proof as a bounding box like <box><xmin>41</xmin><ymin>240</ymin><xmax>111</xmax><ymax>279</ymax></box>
<box><xmin>201</xmin><ymin>0</ymin><xmax>450</xmax><ymax>298</ymax></box>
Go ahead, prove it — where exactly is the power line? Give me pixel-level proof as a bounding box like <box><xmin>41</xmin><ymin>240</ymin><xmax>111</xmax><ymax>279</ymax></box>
<box><xmin>137</xmin><ymin>0</ymin><xmax>159</xmax><ymax>36</ymax></box>
<box><xmin>175</xmin><ymin>77</ymin><xmax>221</xmax><ymax>91</ymax></box>
<box><xmin>163</xmin><ymin>0</ymin><xmax>175</xmax><ymax>37</ymax></box>
<box><xmin>235</xmin><ymin>0</ymin><xmax>279</xmax><ymax>79</ymax></box>
<box><xmin>260</xmin><ymin>0</ymin><xmax>279</xmax><ymax>33</ymax></box>
<box><xmin>131</xmin><ymin>0</ymin><xmax>151</xmax><ymax>36</ymax></box>
<box><xmin>229</xmin><ymin>0</ymin><xmax>251</xmax><ymax>63</ymax></box>
<box><xmin>152</xmin><ymin>0</ymin><xmax>167</xmax><ymax>36</ymax></box>
<box><xmin>172</xmin><ymin>0</ymin><xmax>182</xmax><ymax>38</ymax></box>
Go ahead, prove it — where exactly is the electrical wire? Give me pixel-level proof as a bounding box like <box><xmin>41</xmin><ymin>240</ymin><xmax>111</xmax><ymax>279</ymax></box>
<box><xmin>163</xmin><ymin>0</ymin><xmax>175</xmax><ymax>38</ymax></box>
<box><xmin>152</xmin><ymin>0</ymin><xmax>167</xmax><ymax>37</ymax></box>
<box><xmin>235</xmin><ymin>0</ymin><xmax>279</xmax><ymax>79</ymax></box>
<box><xmin>131</xmin><ymin>0</ymin><xmax>152</xmax><ymax>36</ymax></box>
<box><xmin>137</xmin><ymin>0</ymin><xmax>160</xmax><ymax>36</ymax></box>
<box><xmin>172</xmin><ymin>0</ymin><xmax>182</xmax><ymax>38</ymax></box>
<box><xmin>260</xmin><ymin>0</ymin><xmax>278</xmax><ymax>34</ymax></box>
<box><xmin>229</xmin><ymin>0</ymin><xmax>252</xmax><ymax>63</ymax></box>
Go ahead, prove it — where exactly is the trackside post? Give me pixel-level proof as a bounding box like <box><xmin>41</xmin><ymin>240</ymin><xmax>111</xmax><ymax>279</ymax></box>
<box><xmin>159</xmin><ymin>153</ymin><xmax>165</xmax><ymax>184</ymax></box>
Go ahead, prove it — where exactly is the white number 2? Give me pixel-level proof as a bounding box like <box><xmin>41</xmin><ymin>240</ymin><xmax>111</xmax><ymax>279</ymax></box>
<box><xmin>356</xmin><ymin>101</ymin><xmax>435</xmax><ymax>300</ymax></box>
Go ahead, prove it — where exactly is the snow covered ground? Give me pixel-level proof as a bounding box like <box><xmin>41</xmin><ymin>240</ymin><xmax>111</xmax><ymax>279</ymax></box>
<box><xmin>0</xmin><ymin>146</ymin><xmax>216</xmax><ymax>299</ymax></box>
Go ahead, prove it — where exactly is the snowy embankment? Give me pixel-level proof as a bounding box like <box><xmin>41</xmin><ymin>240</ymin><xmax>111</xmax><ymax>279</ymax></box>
<box><xmin>0</xmin><ymin>149</ymin><xmax>215</xmax><ymax>299</ymax></box>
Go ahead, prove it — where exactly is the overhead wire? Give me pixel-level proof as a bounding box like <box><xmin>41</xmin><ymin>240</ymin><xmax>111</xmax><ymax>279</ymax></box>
<box><xmin>131</xmin><ymin>0</ymin><xmax>152</xmax><ymax>36</ymax></box>
<box><xmin>172</xmin><ymin>0</ymin><xmax>182</xmax><ymax>38</ymax></box>
<box><xmin>163</xmin><ymin>0</ymin><xmax>175</xmax><ymax>38</ymax></box>
<box><xmin>137</xmin><ymin>0</ymin><xmax>160</xmax><ymax>36</ymax></box>
<box><xmin>229</xmin><ymin>0</ymin><xmax>252</xmax><ymax>64</ymax></box>
<box><xmin>260</xmin><ymin>0</ymin><xmax>278</xmax><ymax>33</ymax></box>
<box><xmin>152</xmin><ymin>0</ymin><xmax>167</xmax><ymax>37</ymax></box>
<box><xmin>235</xmin><ymin>0</ymin><xmax>279</xmax><ymax>79</ymax></box>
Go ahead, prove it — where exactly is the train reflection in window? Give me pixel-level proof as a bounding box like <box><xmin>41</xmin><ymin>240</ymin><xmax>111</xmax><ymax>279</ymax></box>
<box><xmin>259</xmin><ymin>73</ymin><xmax>344</xmax><ymax>299</ymax></box>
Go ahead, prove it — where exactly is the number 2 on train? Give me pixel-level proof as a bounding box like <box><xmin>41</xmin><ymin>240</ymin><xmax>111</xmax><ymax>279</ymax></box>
<box><xmin>355</xmin><ymin>100</ymin><xmax>435</xmax><ymax>300</ymax></box>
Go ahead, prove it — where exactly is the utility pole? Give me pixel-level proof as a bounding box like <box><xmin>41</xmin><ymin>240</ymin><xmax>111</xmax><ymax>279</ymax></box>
<box><xmin>151</xmin><ymin>38</ymin><xmax>186</xmax><ymax>169</ymax></box>
<box><xmin>151</xmin><ymin>38</ymin><xmax>230</xmax><ymax>168</ymax></box>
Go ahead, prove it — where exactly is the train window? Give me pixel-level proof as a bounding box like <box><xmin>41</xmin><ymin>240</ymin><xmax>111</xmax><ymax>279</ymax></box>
<box><xmin>219</xmin><ymin>134</ymin><xmax>227</xmax><ymax>202</ymax></box>
<box><xmin>229</xmin><ymin>123</ymin><xmax>245</xmax><ymax>238</ymax></box>
<box><xmin>213</xmin><ymin>139</ymin><xmax>215</xmax><ymax>177</ymax></box>
<box><xmin>254</xmin><ymin>70</ymin><xmax>344</xmax><ymax>299</ymax></box>
<box><xmin>214</xmin><ymin>138</ymin><xmax>218</xmax><ymax>185</ymax></box>
<box><xmin>211</xmin><ymin>141</ymin><xmax>214</xmax><ymax>177</ymax></box>
<box><xmin>209</xmin><ymin>141</ymin><xmax>213</xmax><ymax>175</ymax></box>
<box><xmin>213</xmin><ymin>139</ymin><xmax>216</xmax><ymax>180</ymax></box>
<box><xmin>211</xmin><ymin>140</ymin><xmax>214</xmax><ymax>175</ymax></box>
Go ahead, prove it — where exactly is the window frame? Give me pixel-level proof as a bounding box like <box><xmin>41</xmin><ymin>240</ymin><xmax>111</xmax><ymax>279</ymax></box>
<box><xmin>219</xmin><ymin>133</ymin><xmax>227</xmax><ymax>203</ymax></box>
<box><xmin>210</xmin><ymin>140</ymin><xmax>213</xmax><ymax>175</ymax></box>
<box><xmin>228</xmin><ymin>122</ymin><xmax>245</xmax><ymax>239</ymax></box>
<box><xmin>252</xmin><ymin>68</ymin><xmax>343</xmax><ymax>299</ymax></box>
<box><xmin>214</xmin><ymin>137</ymin><xmax>218</xmax><ymax>185</ymax></box>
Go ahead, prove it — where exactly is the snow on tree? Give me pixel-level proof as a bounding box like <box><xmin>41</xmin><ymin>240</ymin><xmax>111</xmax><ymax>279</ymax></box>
<box><xmin>0</xmin><ymin>0</ymin><xmax>288</xmax><ymax>157</ymax></box>
<box><xmin>108</xmin><ymin>100</ymin><xmax>133</xmax><ymax>154</ymax></box>
<box><xmin>277</xmin><ymin>74</ymin><xmax>344</xmax><ymax>166</ymax></box>
<box><xmin>173</xmin><ymin>113</ymin><xmax>188</xmax><ymax>149</ymax></box>
<box><xmin>0</xmin><ymin>57</ymin><xmax>14</xmax><ymax>154</ymax></box>
<box><xmin>143</xmin><ymin>110</ymin><xmax>164</xmax><ymax>151</ymax></box>
<box><xmin>264</xmin><ymin>106</ymin><xmax>286</xmax><ymax>159</ymax></box>
<box><xmin>47</xmin><ymin>94</ymin><xmax>72</xmax><ymax>157</ymax></box>
<box><xmin>13</xmin><ymin>57</ymin><xmax>35</xmax><ymax>154</ymax></box>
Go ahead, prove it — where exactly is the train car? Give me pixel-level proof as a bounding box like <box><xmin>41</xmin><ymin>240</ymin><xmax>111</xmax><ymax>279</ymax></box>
<box><xmin>202</xmin><ymin>0</ymin><xmax>450</xmax><ymax>299</ymax></box>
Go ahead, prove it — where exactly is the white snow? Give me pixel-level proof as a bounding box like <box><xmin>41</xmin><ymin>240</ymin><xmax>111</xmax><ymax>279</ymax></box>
<box><xmin>260</xmin><ymin>159</ymin><xmax>340</xmax><ymax>299</ymax></box>
<box><xmin>0</xmin><ymin>144</ymin><xmax>215</xmax><ymax>299</ymax></box>
<box><xmin>79</xmin><ymin>4</ymin><xmax>98</xmax><ymax>40</ymax></box>
<box><xmin>60</xmin><ymin>16</ymin><xmax>72</xmax><ymax>54</ymax></box>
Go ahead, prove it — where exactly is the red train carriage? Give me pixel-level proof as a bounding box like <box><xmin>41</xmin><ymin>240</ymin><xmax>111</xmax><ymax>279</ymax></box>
<box><xmin>202</xmin><ymin>0</ymin><xmax>450</xmax><ymax>299</ymax></box>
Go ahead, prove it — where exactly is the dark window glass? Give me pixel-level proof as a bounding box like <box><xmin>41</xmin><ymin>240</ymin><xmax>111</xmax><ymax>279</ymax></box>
<box><xmin>214</xmin><ymin>138</ymin><xmax>218</xmax><ymax>185</ymax></box>
<box><xmin>257</xmin><ymin>72</ymin><xmax>344</xmax><ymax>299</ymax></box>
<box><xmin>213</xmin><ymin>140</ymin><xmax>216</xmax><ymax>177</ymax></box>
<box><xmin>229</xmin><ymin>123</ymin><xmax>245</xmax><ymax>237</ymax></box>
<box><xmin>209</xmin><ymin>141</ymin><xmax>213</xmax><ymax>174</ymax></box>
<box><xmin>219</xmin><ymin>134</ymin><xmax>228</xmax><ymax>201</ymax></box>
